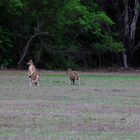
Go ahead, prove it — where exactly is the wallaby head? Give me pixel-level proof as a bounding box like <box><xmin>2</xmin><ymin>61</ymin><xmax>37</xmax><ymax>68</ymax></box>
<box><xmin>66</xmin><ymin>68</ymin><xmax>71</xmax><ymax>75</ymax></box>
<box><xmin>27</xmin><ymin>59</ymin><xmax>33</xmax><ymax>65</ymax></box>
<box><xmin>67</xmin><ymin>68</ymin><xmax>71</xmax><ymax>72</ymax></box>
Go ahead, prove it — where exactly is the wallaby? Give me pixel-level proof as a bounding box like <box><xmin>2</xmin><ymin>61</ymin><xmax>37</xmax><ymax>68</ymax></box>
<box><xmin>66</xmin><ymin>68</ymin><xmax>80</xmax><ymax>85</ymax></box>
<box><xmin>27</xmin><ymin>59</ymin><xmax>40</xmax><ymax>86</ymax></box>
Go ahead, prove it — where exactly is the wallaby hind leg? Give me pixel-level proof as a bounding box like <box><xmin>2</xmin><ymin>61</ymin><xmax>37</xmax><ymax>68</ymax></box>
<box><xmin>36</xmin><ymin>76</ymin><xmax>40</xmax><ymax>86</ymax></box>
<box><xmin>75</xmin><ymin>78</ymin><xmax>80</xmax><ymax>86</ymax></box>
<box><xmin>37</xmin><ymin>81</ymin><xmax>40</xmax><ymax>86</ymax></box>
<box><xmin>78</xmin><ymin>77</ymin><xmax>80</xmax><ymax>85</ymax></box>
<box><xmin>29</xmin><ymin>78</ymin><xmax>32</xmax><ymax>86</ymax></box>
<box><xmin>71</xmin><ymin>79</ymin><xmax>75</xmax><ymax>85</ymax></box>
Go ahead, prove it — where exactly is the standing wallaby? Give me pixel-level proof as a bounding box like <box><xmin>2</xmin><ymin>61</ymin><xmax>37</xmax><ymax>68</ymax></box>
<box><xmin>66</xmin><ymin>68</ymin><xmax>80</xmax><ymax>85</ymax></box>
<box><xmin>27</xmin><ymin>59</ymin><xmax>40</xmax><ymax>86</ymax></box>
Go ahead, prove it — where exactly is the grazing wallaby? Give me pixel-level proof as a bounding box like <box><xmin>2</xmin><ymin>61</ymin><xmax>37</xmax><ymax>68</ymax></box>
<box><xmin>66</xmin><ymin>68</ymin><xmax>80</xmax><ymax>85</ymax></box>
<box><xmin>27</xmin><ymin>59</ymin><xmax>40</xmax><ymax>86</ymax></box>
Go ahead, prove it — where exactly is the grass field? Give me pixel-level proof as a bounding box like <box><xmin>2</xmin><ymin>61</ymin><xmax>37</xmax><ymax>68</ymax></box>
<box><xmin>0</xmin><ymin>70</ymin><xmax>140</xmax><ymax>140</ymax></box>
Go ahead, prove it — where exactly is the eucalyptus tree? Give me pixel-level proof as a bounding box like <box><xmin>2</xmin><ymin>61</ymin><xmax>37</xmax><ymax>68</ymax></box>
<box><xmin>0</xmin><ymin>0</ymin><xmax>127</xmax><ymax>68</ymax></box>
<box><xmin>99</xmin><ymin>0</ymin><xmax>140</xmax><ymax>67</ymax></box>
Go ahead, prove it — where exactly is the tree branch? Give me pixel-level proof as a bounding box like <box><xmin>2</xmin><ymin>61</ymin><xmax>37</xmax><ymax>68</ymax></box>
<box><xmin>18</xmin><ymin>32</ymin><xmax>48</xmax><ymax>65</ymax></box>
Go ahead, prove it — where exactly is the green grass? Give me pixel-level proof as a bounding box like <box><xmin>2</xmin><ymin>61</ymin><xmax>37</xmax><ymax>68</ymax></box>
<box><xmin>0</xmin><ymin>71</ymin><xmax>140</xmax><ymax>139</ymax></box>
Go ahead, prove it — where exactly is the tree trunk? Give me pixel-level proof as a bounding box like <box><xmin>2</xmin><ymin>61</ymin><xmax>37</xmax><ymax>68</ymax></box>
<box><xmin>129</xmin><ymin>0</ymin><xmax>139</xmax><ymax>60</ymax></box>
<box><xmin>122</xmin><ymin>52</ymin><xmax>128</xmax><ymax>68</ymax></box>
<box><xmin>123</xmin><ymin>0</ymin><xmax>129</xmax><ymax>38</ymax></box>
<box><xmin>122</xmin><ymin>0</ymin><xmax>129</xmax><ymax>68</ymax></box>
<box><xmin>122</xmin><ymin>0</ymin><xmax>139</xmax><ymax>66</ymax></box>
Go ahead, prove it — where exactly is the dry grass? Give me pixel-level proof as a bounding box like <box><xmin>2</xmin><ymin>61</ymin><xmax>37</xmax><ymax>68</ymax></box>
<box><xmin>0</xmin><ymin>70</ymin><xmax>140</xmax><ymax>139</ymax></box>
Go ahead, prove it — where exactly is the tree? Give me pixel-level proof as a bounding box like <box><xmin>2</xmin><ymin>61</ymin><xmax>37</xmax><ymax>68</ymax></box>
<box><xmin>44</xmin><ymin>0</ymin><xmax>124</xmax><ymax>68</ymax></box>
<box><xmin>0</xmin><ymin>0</ymin><xmax>23</xmax><ymax>68</ymax></box>
<box><xmin>0</xmin><ymin>0</ymin><xmax>130</xmax><ymax>69</ymax></box>
<box><xmin>99</xmin><ymin>0</ymin><xmax>140</xmax><ymax>67</ymax></box>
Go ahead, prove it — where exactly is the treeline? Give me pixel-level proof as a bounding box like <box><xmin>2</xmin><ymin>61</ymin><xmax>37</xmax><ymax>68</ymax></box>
<box><xmin>0</xmin><ymin>0</ymin><xmax>140</xmax><ymax>69</ymax></box>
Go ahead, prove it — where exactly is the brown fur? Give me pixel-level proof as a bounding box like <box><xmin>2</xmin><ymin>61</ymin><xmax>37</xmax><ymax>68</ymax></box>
<box><xmin>30</xmin><ymin>71</ymin><xmax>39</xmax><ymax>82</ymax></box>
<box><xmin>66</xmin><ymin>68</ymin><xmax>80</xmax><ymax>85</ymax></box>
<box><xmin>27</xmin><ymin>59</ymin><xmax>40</xmax><ymax>86</ymax></box>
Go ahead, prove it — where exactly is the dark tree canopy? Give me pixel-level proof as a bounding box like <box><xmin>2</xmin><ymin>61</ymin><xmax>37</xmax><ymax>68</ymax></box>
<box><xmin>0</xmin><ymin>0</ymin><xmax>139</xmax><ymax>69</ymax></box>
